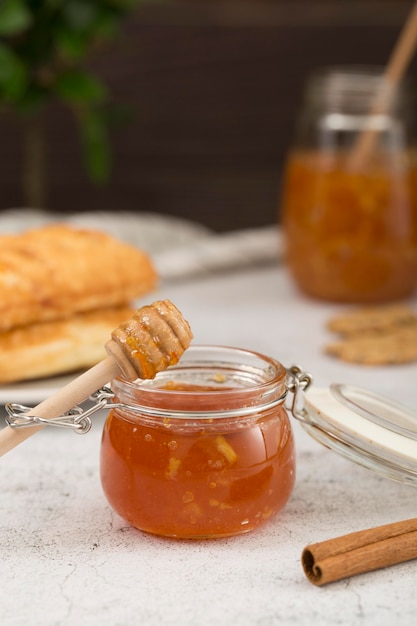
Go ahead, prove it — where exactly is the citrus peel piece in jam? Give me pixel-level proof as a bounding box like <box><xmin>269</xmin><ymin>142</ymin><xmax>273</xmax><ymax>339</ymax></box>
<box><xmin>215</xmin><ymin>435</ymin><xmax>238</xmax><ymax>465</ymax></box>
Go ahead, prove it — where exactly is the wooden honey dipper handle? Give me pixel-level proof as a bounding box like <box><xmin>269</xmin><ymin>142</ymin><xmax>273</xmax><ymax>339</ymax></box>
<box><xmin>0</xmin><ymin>300</ymin><xmax>192</xmax><ymax>457</ymax></box>
<box><xmin>349</xmin><ymin>0</ymin><xmax>417</xmax><ymax>169</ymax></box>
<box><xmin>0</xmin><ymin>358</ymin><xmax>119</xmax><ymax>457</ymax></box>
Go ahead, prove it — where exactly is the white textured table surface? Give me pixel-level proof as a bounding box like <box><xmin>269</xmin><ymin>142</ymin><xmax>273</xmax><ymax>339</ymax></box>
<box><xmin>2</xmin><ymin>265</ymin><xmax>417</xmax><ymax>626</ymax></box>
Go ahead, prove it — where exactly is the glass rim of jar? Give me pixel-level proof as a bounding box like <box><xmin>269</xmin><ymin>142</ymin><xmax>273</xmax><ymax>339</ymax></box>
<box><xmin>109</xmin><ymin>344</ymin><xmax>288</xmax><ymax>421</ymax></box>
<box><xmin>303</xmin><ymin>64</ymin><xmax>415</xmax><ymax>111</ymax></box>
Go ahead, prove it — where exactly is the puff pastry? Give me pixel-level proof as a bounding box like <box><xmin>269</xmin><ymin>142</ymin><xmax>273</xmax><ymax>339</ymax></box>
<box><xmin>0</xmin><ymin>305</ymin><xmax>135</xmax><ymax>383</ymax></box>
<box><xmin>0</xmin><ymin>224</ymin><xmax>157</xmax><ymax>332</ymax></box>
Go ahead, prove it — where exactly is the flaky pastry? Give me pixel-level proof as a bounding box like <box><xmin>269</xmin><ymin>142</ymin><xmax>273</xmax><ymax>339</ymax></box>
<box><xmin>0</xmin><ymin>305</ymin><xmax>135</xmax><ymax>383</ymax></box>
<box><xmin>0</xmin><ymin>224</ymin><xmax>157</xmax><ymax>332</ymax></box>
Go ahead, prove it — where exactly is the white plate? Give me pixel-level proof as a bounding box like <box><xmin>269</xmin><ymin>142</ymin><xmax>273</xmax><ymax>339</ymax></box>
<box><xmin>0</xmin><ymin>373</ymin><xmax>76</xmax><ymax>407</ymax></box>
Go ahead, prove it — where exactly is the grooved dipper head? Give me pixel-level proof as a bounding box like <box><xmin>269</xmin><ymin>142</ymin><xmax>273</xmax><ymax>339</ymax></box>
<box><xmin>105</xmin><ymin>300</ymin><xmax>193</xmax><ymax>380</ymax></box>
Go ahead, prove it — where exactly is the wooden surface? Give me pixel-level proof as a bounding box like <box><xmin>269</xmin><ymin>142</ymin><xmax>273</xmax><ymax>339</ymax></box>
<box><xmin>0</xmin><ymin>1</ymin><xmax>416</xmax><ymax>231</ymax></box>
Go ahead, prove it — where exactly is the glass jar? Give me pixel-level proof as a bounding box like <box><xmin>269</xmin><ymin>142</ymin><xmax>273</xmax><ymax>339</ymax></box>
<box><xmin>280</xmin><ymin>66</ymin><xmax>417</xmax><ymax>303</ymax></box>
<box><xmin>100</xmin><ymin>345</ymin><xmax>295</xmax><ymax>539</ymax></box>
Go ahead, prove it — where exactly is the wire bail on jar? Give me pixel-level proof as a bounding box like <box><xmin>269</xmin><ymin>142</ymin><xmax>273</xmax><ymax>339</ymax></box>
<box><xmin>5</xmin><ymin>387</ymin><xmax>116</xmax><ymax>434</ymax></box>
<box><xmin>286</xmin><ymin>365</ymin><xmax>314</xmax><ymax>424</ymax></box>
<box><xmin>4</xmin><ymin>365</ymin><xmax>313</xmax><ymax>434</ymax></box>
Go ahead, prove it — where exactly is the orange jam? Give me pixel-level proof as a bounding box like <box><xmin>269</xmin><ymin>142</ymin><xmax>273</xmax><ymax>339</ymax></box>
<box><xmin>281</xmin><ymin>150</ymin><xmax>417</xmax><ymax>303</ymax></box>
<box><xmin>100</xmin><ymin>346</ymin><xmax>295</xmax><ymax>539</ymax></box>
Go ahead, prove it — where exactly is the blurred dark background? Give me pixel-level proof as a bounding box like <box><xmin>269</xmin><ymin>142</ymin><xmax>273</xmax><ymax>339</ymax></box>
<box><xmin>1</xmin><ymin>0</ymin><xmax>417</xmax><ymax>232</ymax></box>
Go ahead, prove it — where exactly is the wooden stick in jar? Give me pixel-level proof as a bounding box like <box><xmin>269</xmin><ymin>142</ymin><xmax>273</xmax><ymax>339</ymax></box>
<box><xmin>302</xmin><ymin>517</ymin><xmax>417</xmax><ymax>586</ymax></box>
<box><xmin>0</xmin><ymin>300</ymin><xmax>192</xmax><ymax>457</ymax></box>
<box><xmin>349</xmin><ymin>1</ymin><xmax>417</xmax><ymax>170</ymax></box>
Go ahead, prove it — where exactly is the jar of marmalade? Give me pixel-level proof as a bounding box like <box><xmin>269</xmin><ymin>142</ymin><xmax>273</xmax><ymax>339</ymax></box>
<box><xmin>100</xmin><ymin>345</ymin><xmax>295</xmax><ymax>539</ymax></box>
<box><xmin>280</xmin><ymin>66</ymin><xmax>417</xmax><ymax>303</ymax></box>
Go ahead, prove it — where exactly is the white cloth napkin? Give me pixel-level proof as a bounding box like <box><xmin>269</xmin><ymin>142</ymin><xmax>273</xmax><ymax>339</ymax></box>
<box><xmin>153</xmin><ymin>224</ymin><xmax>281</xmax><ymax>281</ymax></box>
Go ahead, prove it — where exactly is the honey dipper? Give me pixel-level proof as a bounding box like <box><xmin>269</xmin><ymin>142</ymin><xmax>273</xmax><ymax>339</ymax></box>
<box><xmin>0</xmin><ymin>300</ymin><xmax>193</xmax><ymax>457</ymax></box>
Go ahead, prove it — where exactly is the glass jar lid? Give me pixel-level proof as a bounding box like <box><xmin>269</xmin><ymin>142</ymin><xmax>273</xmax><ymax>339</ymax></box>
<box><xmin>290</xmin><ymin>372</ymin><xmax>417</xmax><ymax>485</ymax></box>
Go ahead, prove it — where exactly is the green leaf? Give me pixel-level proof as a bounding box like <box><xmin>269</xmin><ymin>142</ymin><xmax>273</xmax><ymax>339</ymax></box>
<box><xmin>78</xmin><ymin>108</ymin><xmax>111</xmax><ymax>183</ymax></box>
<box><xmin>62</xmin><ymin>1</ymin><xmax>100</xmax><ymax>32</ymax></box>
<box><xmin>0</xmin><ymin>0</ymin><xmax>32</xmax><ymax>36</ymax></box>
<box><xmin>87</xmin><ymin>12</ymin><xmax>119</xmax><ymax>40</ymax></box>
<box><xmin>55</xmin><ymin>26</ymin><xmax>88</xmax><ymax>61</ymax></box>
<box><xmin>53</xmin><ymin>71</ymin><xmax>107</xmax><ymax>104</ymax></box>
<box><xmin>15</xmin><ymin>87</ymin><xmax>48</xmax><ymax>115</ymax></box>
<box><xmin>0</xmin><ymin>44</ymin><xmax>28</xmax><ymax>101</ymax></box>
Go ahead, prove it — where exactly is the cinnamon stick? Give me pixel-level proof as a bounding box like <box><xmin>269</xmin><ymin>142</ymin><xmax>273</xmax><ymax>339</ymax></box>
<box><xmin>302</xmin><ymin>518</ymin><xmax>417</xmax><ymax>586</ymax></box>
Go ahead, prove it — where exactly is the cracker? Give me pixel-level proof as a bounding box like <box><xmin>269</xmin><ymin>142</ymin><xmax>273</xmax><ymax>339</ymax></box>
<box><xmin>326</xmin><ymin>304</ymin><xmax>417</xmax><ymax>336</ymax></box>
<box><xmin>325</xmin><ymin>327</ymin><xmax>417</xmax><ymax>365</ymax></box>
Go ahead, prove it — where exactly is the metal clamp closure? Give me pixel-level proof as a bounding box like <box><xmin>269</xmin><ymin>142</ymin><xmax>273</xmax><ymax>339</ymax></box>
<box><xmin>286</xmin><ymin>365</ymin><xmax>313</xmax><ymax>424</ymax></box>
<box><xmin>5</xmin><ymin>387</ymin><xmax>116</xmax><ymax>434</ymax></box>
<box><xmin>5</xmin><ymin>365</ymin><xmax>314</xmax><ymax>435</ymax></box>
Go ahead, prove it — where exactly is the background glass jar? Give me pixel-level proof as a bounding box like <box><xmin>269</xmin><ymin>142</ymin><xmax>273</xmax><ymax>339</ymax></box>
<box><xmin>280</xmin><ymin>66</ymin><xmax>417</xmax><ymax>303</ymax></box>
<box><xmin>100</xmin><ymin>345</ymin><xmax>295</xmax><ymax>539</ymax></box>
